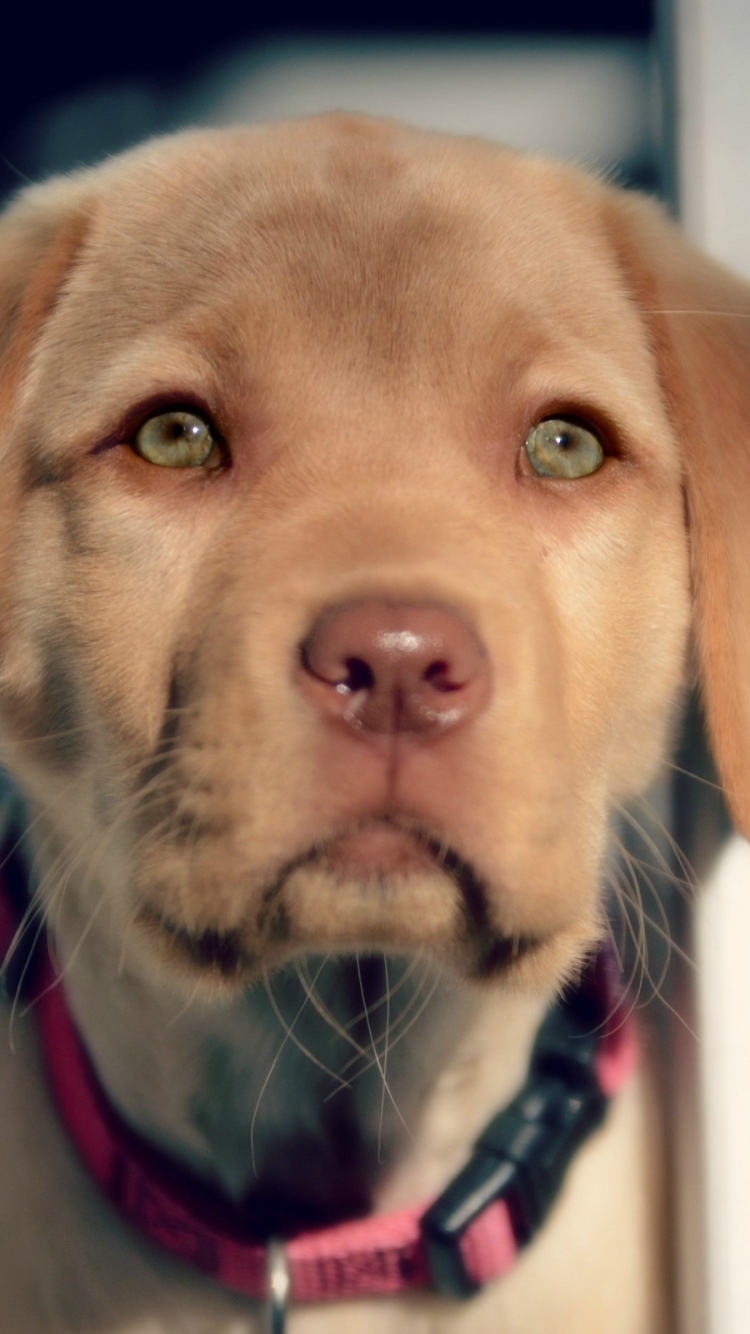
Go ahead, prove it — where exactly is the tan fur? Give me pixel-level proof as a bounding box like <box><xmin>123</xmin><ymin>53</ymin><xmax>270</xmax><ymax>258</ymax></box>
<box><xmin>0</xmin><ymin>113</ymin><xmax>746</xmax><ymax>1332</ymax></box>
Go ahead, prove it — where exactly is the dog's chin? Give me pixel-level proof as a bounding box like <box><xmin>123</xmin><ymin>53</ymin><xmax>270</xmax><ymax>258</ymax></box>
<box><xmin>134</xmin><ymin>822</ymin><xmax>594</xmax><ymax>997</ymax></box>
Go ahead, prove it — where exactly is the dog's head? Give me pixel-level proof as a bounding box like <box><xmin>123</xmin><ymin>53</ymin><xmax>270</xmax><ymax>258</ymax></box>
<box><xmin>0</xmin><ymin>116</ymin><xmax>746</xmax><ymax>998</ymax></box>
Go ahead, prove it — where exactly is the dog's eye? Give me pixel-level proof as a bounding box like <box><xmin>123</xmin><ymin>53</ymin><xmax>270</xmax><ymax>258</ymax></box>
<box><xmin>524</xmin><ymin>417</ymin><xmax>604</xmax><ymax>479</ymax></box>
<box><xmin>133</xmin><ymin>410</ymin><xmax>219</xmax><ymax>468</ymax></box>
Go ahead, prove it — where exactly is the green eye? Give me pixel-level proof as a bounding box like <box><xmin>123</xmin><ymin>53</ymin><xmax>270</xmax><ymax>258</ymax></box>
<box><xmin>133</xmin><ymin>410</ymin><xmax>219</xmax><ymax>468</ymax></box>
<box><xmin>524</xmin><ymin>417</ymin><xmax>605</xmax><ymax>479</ymax></box>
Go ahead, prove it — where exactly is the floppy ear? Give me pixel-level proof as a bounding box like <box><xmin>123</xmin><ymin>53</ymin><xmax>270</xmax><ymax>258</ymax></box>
<box><xmin>607</xmin><ymin>190</ymin><xmax>750</xmax><ymax>838</ymax></box>
<box><xmin>0</xmin><ymin>176</ymin><xmax>92</xmax><ymax>654</ymax></box>
<box><xmin>0</xmin><ymin>175</ymin><xmax>92</xmax><ymax>411</ymax></box>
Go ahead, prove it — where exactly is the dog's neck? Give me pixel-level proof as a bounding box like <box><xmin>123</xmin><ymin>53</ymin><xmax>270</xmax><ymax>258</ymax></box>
<box><xmin>53</xmin><ymin>893</ymin><xmax>547</xmax><ymax>1233</ymax></box>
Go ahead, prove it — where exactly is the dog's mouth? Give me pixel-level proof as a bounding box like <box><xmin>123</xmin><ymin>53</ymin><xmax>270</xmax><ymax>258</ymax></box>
<box><xmin>315</xmin><ymin>821</ymin><xmax>438</xmax><ymax>875</ymax></box>
<box><xmin>135</xmin><ymin>817</ymin><xmax>548</xmax><ymax>987</ymax></box>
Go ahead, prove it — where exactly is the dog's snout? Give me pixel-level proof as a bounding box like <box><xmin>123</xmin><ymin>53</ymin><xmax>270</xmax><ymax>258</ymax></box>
<box><xmin>298</xmin><ymin>599</ymin><xmax>491</xmax><ymax>735</ymax></box>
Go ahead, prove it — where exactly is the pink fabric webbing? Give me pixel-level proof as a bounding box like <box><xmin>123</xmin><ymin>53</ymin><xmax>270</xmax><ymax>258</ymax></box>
<box><xmin>32</xmin><ymin>950</ymin><xmax>519</xmax><ymax>1299</ymax></box>
<box><xmin>0</xmin><ymin>893</ymin><xmax>635</xmax><ymax>1306</ymax></box>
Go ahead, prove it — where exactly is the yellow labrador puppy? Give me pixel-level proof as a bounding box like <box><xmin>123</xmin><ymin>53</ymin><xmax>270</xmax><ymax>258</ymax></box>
<box><xmin>0</xmin><ymin>115</ymin><xmax>748</xmax><ymax>1334</ymax></box>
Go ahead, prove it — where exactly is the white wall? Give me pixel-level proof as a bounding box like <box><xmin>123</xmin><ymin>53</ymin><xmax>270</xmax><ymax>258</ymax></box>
<box><xmin>201</xmin><ymin>38</ymin><xmax>655</xmax><ymax>178</ymax></box>
<box><xmin>670</xmin><ymin>6</ymin><xmax>750</xmax><ymax>1331</ymax></box>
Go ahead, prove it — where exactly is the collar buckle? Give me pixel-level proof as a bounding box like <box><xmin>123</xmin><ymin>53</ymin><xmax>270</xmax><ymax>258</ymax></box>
<box><xmin>421</xmin><ymin>985</ymin><xmax>608</xmax><ymax>1298</ymax></box>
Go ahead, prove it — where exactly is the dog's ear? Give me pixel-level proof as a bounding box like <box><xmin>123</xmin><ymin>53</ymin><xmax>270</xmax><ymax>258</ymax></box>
<box><xmin>0</xmin><ymin>175</ymin><xmax>92</xmax><ymax>411</ymax></box>
<box><xmin>607</xmin><ymin>189</ymin><xmax>750</xmax><ymax>836</ymax></box>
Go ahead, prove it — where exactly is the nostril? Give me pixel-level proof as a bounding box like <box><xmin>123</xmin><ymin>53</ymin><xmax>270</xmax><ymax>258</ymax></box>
<box><xmin>423</xmin><ymin>660</ymin><xmax>458</xmax><ymax>692</ymax></box>
<box><xmin>342</xmin><ymin>658</ymin><xmax>375</xmax><ymax>692</ymax></box>
<box><xmin>300</xmin><ymin>643</ymin><xmax>377</xmax><ymax>693</ymax></box>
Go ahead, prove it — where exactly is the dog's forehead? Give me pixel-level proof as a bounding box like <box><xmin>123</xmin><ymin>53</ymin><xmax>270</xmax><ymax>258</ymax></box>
<box><xmin>64</xmin><ymin>120</ymin><xmax>639</xmax><ymax>372</ymax></box>
<box><xmin>14</xmin><ymin>116</ymin><xmax>670</xmax><ymax>473</ymax></box>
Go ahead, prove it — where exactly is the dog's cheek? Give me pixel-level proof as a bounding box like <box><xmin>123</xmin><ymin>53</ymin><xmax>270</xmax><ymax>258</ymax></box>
<box><xmin>0</xmin><ymin>492</ymin><xmax>80</xmax><ymax>774</ymax></box>
<box><xmin>0</xmin><ymin>479</ymin><xmax>203</xmax><ymax>788</ymax></box>
<box><xmin>532</xmin><ymin>472</ymin><xmax>690</xmax><ymax>799</ymax></box>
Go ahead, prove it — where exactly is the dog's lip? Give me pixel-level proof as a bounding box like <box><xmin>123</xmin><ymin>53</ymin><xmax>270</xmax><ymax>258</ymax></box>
<box><xmin>317</xmin><ymin>820</ymin><xmax>438</xmax><ymax>874</ymax></box>
<box><xmin>135</xmin><ymin>819</ymin><xmax>546</xmax><ymax>982</ymax></box>
<box><xmin>136</xmin><ymin>904</ymin><xmax>253</xmax><ymax>979</ymax></box>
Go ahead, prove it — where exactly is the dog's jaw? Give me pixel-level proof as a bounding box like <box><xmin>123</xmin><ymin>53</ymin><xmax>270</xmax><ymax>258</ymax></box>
<box><xmin>48</xmin><ymin>870</ymin><xmax>548</xmax><ymax>1222</ymax></box>
<box><xmin>132</xmin><ymin>819</ymin><xmax>584</xmax><ymax>992</ymax></box>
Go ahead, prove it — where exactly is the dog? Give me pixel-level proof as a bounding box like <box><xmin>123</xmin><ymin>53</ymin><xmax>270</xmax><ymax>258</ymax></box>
<box><xmin>0</xmin><ymin>112</ymin><xmax>748</xmax><ymax>1333</ymax></box>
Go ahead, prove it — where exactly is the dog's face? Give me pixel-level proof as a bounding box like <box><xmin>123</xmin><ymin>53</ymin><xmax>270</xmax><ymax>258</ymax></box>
<box><xmin>2</xmin><ymin>114</ymin><xmax>744</xmax><ymax>1001</ymax></box>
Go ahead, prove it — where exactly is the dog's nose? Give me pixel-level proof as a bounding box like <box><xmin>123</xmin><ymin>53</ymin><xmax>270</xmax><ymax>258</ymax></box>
<box><xmin>298</xmin><ymin>599</ymin><xmax>491</xmax><ymax>735</ymax></box>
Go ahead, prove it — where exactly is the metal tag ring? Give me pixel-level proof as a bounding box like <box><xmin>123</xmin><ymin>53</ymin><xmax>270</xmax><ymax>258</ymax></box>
<box><xmin>265</xmin><ymin>1240</ymin><xmax>290</xmax><ymax>1334</ymax></box>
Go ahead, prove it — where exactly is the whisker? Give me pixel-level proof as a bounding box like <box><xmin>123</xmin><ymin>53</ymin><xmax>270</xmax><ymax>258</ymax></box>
<box><xmin>332</xmin><ymin>960</ymin><xmax>439</xmax><ymax>1095</ymax></box>
<box><xmin>377</xmin><ymin>953</ymin><xmax>391</xmax><ymax>1164</ymax></box>
<box><xmin>645</xmin><ymin>307</ymin><xmax>750</xmax><ymax>319</ymax></box>
<box><xmin>336</xmin><ymin>952</ymin><xmax>425</xmax><ymax>1038</ymax></box>
<box><xmin>166</xmin><ymin>974</ymin><xmax>204</xmax><ymax>1028</ymax></box>
<box><xmin>337</xmin><ymin>956</ymin><xmax>432</xmax><ymax>1077</ymax></box>
<box><xmin>18</xmin><ymin>889</ymin><xmax>109</xmax><ymax>1022</ymax></box>
<box><xmin>355</xmin><ymin>954</ymin><xmax>412</xmax><ymax>1146</ymax></box>
<box><xmin>619</xmin><ymin>797</ymin><xmax>698</xmax><ymax>898</ymax></box>
<box><xmin>660</xmin><ymin>757</ymin><xmax>724</xmax><ymax>794</ymax></box>
<box><xmin>611</xmin><ymin>885</ymin><xmax>698</xmax><ymax>1039</ymax></box>
<box><xmin>249</xmin><ymin>956</ymin><xmax>333</xmax><ymax>1175</ymax></box>
<box><xmin>293</xmin><ymin>958</ymin><xmax>369</xmax><ymax>1060</ymax></box>
<box><xmin>262</xmin><ymin>964</ymin><xmax>350</xmax><ymax>1090</ymax></box>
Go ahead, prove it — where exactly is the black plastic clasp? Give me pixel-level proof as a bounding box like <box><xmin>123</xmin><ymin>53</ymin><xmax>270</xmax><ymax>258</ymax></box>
<box><xmin>421</xmin><ymin>977</ymin><xmax>609</xmax><ymax>1298</ymax></box>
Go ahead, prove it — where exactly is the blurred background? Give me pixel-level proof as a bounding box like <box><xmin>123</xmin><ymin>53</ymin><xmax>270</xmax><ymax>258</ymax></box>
<box><xmin>1</xmin><ymin>2</ymin><xmax>658</xmax><ymax>199</ymax></box>
<box><xmin>2</xmin><ymin>3</ymin><xmax>749</xmax><ymax>1332</ymax></box>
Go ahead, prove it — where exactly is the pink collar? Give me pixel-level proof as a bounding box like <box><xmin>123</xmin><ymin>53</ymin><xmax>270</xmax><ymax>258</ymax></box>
<box><xmin>0</xmin><ymin>862</ymin><xmax>636</xmax><ymax>1311</ymax></box>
